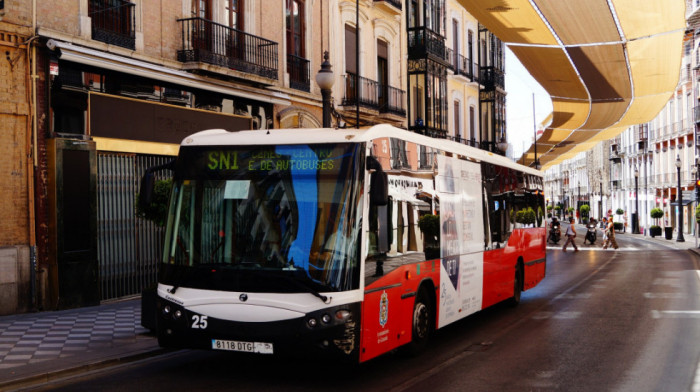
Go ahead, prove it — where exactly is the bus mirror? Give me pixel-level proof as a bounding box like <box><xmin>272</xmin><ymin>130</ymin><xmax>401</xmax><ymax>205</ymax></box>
<box><xmin>370</xmin><ymin>171</ymin><xmax>388</xmax><ymax>206</ymax></box>
<box><xmin>138</xmin><ymin>159</ymin><xmax>175</xmax><ymax>211</ymax></box>
<box><xmin>138</xmin><ymin>171</ymin><xmax>155</xmax><ymax>211</ymax></box>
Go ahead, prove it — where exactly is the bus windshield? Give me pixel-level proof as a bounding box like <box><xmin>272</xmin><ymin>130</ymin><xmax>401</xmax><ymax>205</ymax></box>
<box><xmin>160</xmin><ymin>143</ymin><xmax>365</xmax><ymax>293</ymax></box>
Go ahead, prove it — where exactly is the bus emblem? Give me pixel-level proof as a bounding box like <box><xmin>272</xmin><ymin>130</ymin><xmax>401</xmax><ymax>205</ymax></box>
<box><xmin>379</xmin><ymin>291</ymin><xmax>389</xmax><ymax>327</ymax></box>
<box><xmin>239</xmin><ymin>293</ymin><xmax>248</xmax><ymax>302</ymax></box>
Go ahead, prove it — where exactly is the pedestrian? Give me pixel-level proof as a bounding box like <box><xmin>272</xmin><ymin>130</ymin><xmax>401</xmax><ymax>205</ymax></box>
<box><xmin>562</xmin><ymin>217</ymin><xmax>579</xmax><ymax>252</ymax></box>
<box><xmin>601</xmin><ymin>217</ymin><xmax>609</xmax><ymax>248</ymax></box>
<box><xmin>603</xmin><ymin>217</ymin><xmax>619</xmax><ymax>249</ymax></box>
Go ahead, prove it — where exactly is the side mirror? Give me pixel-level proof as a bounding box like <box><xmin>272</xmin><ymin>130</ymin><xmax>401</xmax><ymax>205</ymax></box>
<box><xmin>367</xmin><ymin>156</ymin><xmax>388</xmax><ymax>206</ymax></box>
<box><xmin>138</xmin><ymin>171</ymin><xmax>155</xmax><ymax>211</ymax></box>
<box><xmin>138</xmin><ymin>159</ymin><xmax>175</xmax><ymax>211</ymax></box>
<box><xmin>370</xmin><ymin>171</ymin><xmax>388</xmax><ymax>206</ymax></box>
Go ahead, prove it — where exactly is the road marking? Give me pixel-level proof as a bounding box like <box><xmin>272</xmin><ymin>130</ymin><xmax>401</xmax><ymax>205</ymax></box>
<box><xmin>651</xmin><ymin>310</ymin><xmax>700</xmax><ymax>319</ymax></box>
<box><xmin>547</xmin><ymin>246</ymin><xmax>643</xmax><ymax>251</ymax></box>
<box><xmin>643</xmin><ymin>292</ymin><xmax>685</xmax><ymax>299</ymax></box>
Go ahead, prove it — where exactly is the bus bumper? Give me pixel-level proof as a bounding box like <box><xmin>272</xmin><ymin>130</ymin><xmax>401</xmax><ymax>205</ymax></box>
<box><xmin>156</xmin><ymin>296</ymin><xmax>362</xmax><ymax>362</ymax></box>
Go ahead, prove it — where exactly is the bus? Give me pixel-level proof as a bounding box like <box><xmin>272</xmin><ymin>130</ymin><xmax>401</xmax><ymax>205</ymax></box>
<box><xmin>143</xmin><ymin>124</ymin><xmax>546</xmax><ymax>363</ymax></box>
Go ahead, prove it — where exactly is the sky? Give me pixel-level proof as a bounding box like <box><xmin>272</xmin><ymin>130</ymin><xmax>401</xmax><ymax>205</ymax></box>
<box><xmin>505</xmin><ymin>47</ymin><xmax>553</xmax><ymax>159</ymax></box>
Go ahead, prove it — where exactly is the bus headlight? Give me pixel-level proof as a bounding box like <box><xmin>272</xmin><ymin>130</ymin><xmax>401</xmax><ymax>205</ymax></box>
<box><xmin>173</xmin><ymin>310</ymin><xmax>183</xmax><ymax>320</ymax></box>
<box><xmin>335</xmin><ymin>309</ymin><xmax>352</xmax><ymax>322</ymax></box>
<box><xmin>307</xmin><ymin>318</ymin><xmax>318</xmax><ymax>328</ymax></box>
<box><xmin>321</xmin><ymin>314</ymin><xmax>332</xmax><ymax>324</ymax></box>
<box><xmin>162</xmin><ymin>305</ymin><xmax>171</xmax><ymax>316</ymax></box>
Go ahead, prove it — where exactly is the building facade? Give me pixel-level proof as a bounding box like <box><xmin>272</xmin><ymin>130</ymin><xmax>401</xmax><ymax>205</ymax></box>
<box><xmin>0</xmin><ymin>0</ymin><xmax>506</xmax><ymax>314</ymax></box>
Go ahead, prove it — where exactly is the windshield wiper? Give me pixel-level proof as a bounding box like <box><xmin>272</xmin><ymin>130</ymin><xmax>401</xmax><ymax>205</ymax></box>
<box><xmin>278</xmin><ymin>275</ymin><xmax>331</xmax><ymax>304</ymax></box>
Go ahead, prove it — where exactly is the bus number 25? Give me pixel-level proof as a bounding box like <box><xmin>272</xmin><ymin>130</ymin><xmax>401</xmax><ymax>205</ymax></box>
<box><xmin>191</xmin><ymin>315</ymin><xmax>208</xmax><ymax>329</ymax></box>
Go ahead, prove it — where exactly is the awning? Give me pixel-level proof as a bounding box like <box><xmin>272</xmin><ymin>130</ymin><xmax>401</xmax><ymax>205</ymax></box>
<box><xmin>46</xmin><ymin>39</ymin><xmax>292</xmax><ymax>106</ymax></box>
<box><xmin>457</xmin><ymin>0</ymin><xmax>686</xmax><ymax>170</ymax></box>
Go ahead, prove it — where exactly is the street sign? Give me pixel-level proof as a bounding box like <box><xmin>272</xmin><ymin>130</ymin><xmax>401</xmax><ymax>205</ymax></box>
<box><xmin>682</xmin><ymin>190</ymin><xmax>694</xmax><ymax>200</ymax></box>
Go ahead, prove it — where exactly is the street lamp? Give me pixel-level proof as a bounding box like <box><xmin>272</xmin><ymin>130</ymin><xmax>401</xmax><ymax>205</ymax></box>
<box><xmin>633</xmin><ymin>166</ymin><xmax>640</xmax><ymax>234</ymax></box>
<box><xmin>315</xmin><ymin>51</ymin><xmax>334</xmax><ymax>128</ymax></box>
<box><xmin>676</xmin><ymin>155</ymin><xmax>685</xmax><ymax>242</ymax></box>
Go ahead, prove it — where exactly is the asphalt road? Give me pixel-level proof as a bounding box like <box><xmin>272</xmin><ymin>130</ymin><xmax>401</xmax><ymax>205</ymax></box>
<box><xmin>30</xmin><ymin>233</ymin><xmax>700</xmax><ymax>392</ymax></box>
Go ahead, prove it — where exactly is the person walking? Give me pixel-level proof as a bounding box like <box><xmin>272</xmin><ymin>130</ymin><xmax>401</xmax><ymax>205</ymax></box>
<box><xmin>601</xmin><ymin>217</ymin><xmax>609</xmax><ymax>248</ymax></box>
<box><xmin>562</xmin><ymin>217</ymin><xmax>579</xmax><ymax>252</ymax></box>
<box><xmin>603</xmin><ymin>217</ymin><xmax>619</xmax><ymax>249</ymax></box>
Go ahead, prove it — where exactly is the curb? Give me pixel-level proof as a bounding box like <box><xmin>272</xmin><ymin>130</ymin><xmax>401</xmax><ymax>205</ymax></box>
<box><xmin>0</xmin><ymin>347</ymin><xmax>171</xmax><ymax>391</ymax></box>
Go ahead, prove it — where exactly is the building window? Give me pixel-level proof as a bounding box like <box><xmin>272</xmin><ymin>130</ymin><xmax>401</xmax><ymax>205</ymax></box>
<box><xmin>469</xmin><ymin>105</ymin><xmax>476</xmax><ymax>140</ymax></box>
<box><xmin>378</xmin><ymin>39</ymin><xmax>389</xmax><ymax>111</ymax></box>
<box><xmin>454</xmin><ymin>100</ymin><xmax>461</xmax><ymax>140</ymax></box>
<box><xmin>225</xmin><ymin>0</ymin><xmax>243</xmax><ymax>30</ymax></box>
<box><xmin>88</xmin><ymin>0</ymin><xmax>136</xmax><ymax>49</ymax></box>
<box><xmin>286</xmin><ymin>0</ymin><xmax>309</xmax><ymax>91</ymax></box>
<box><xmin>286</xmin><ymin>0</ymin><xmax>304</xmax><ymax>57</ymax></box>
<box><xmin>192</xmin><ymin>0</ymin><xmax>211</xmax><ymax>19</ymax></box>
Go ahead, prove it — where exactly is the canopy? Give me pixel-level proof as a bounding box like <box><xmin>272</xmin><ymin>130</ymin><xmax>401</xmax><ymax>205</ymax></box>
<box><xmin>458</xmin><ymin>0</ymin><xmax>686</xmax><ymax>170</ymax></box>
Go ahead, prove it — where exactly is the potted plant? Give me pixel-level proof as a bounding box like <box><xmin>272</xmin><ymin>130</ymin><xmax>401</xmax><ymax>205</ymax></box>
<box><xmin>418</xmin><ymin>214</ymin><xmax>441</xmax><ymax>260</ymax></box>
<box><xmin>567</xmin><ymin>207</ymin><xmax>575</xmax><ymax>220</ymax></box>
<box><xmin>650</xmin><ymin>207</ymin><xmax>663</xmax><ymax>237</ymax></box>
<box><xmin>554</xmin><ymin>205</ymin><xmax>562</xmax><ymax>218</ymax></box>
<box><xmin>579</xmin><ymin>204</ymin><xmax>590</xmax><ymax>224</ymax></box>
<box><xmin>516</xmin><ymin>207</ymin><xmax>536</xmax><ymax>227</ymax></box>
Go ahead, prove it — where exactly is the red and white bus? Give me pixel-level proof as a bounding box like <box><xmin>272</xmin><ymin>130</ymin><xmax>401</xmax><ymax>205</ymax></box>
<box><xmin>146</xmin><ymin>124</ymin><xmax>546</xmax><ymax>362</ymax></box>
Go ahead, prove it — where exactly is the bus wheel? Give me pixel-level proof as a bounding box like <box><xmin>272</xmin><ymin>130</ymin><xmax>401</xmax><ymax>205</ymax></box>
<box><xmin>403</xmin><ymin>287</ymin><xmax>433</xmax><ymax>356</ymax></box>
<box><xmin>508</xmin><ymin>262</ymin><xmax>523</xmax><ymax>307</ymax></box>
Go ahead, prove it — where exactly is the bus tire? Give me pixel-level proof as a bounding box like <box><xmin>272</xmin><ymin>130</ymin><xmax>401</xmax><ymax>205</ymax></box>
<box><xmin>403</xmin><ymin>287</ymin><xmax>433</xmax><ymax>356</ymax></box>
<box><xmin>507</xmin><ymin>261</ymin><xmax>523</xmax><ymax>307</ymax></box>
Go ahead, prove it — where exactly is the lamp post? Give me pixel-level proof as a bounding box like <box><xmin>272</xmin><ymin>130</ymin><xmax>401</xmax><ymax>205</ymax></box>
<box><xmin>315</xmin><ymin>51</ymin><xmax>334</xmax><ymax>128</ymax></box>
<box><xmin>532</xmin><ymin>94</ymin><xmax>541</xmax><ymax>170</ymax></box>
<box><xmin>633</xmin><ymin>166</ymin><xmax>640</xmax><ymax>234</ymax></box>
<box><xmin>676</xmin><ymin>155</ymin><xmax>685</xmax><ymax>242</ymax></box>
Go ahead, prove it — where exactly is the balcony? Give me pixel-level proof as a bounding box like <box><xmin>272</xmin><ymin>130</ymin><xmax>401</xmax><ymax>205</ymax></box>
<box><xmin>287</xmin><ymin>54</ymin><xmax>310</xmax><ymax>92</ymax></box>
<box><xmin>408</xmin><ymin>27</ymin><xmax>447</xmax><ymax>65</ymax></box>
<box><xmin>341</xmin><ymin>73</ymin><xmax>406</xmax><ymax>116</ymax></box>
<box><xmin>373</xmin><ymin>0</ymin><xmax>402</xmax><ymax>11</ymax></box>
<box><xmin>89</xmin><ymin>0</ymin><xmax>136</xmax><ymax>50</ymax></box>
<box><xmin>479</xmin><ymin>66</ymin><xmax>505</xmax><ymax>90</ymax></box>
<box><xmin>446</xmin><ymin>50</ymin><xmax>476</xmax><ymax>82</ymax></box>
<box><xmin>177</xmin><ymin>17</ymin><xmax>278</xmax><ymax>80</ymax></box>
<box><xmin>379</xmin><ymin>85</ymin><xmax>406</xmax><ymax>116</ymax></box>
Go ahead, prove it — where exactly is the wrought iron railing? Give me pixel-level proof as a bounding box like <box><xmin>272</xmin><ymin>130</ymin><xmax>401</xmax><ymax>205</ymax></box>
<box><xmin>408</xmin><ymin>26</ymin><xmax>447</xmax><ymax>63</ymax></box>
<box><xmin>341</xmin><ymin>73</ymin><xmax>406</xmax><ymax>115</ymax></box>
<box><xmin>446</xmin><ymin>50</ymin><xmax>476</xmax><ymax>81</ymax></box>
<box><xmin>479</xmin><ymin>66</ymin><xmax>505</xmax><ymax>90</ymax></box>
<box><xmin>287</xmin><ymin>54</ymin><xmax>310</xmax><ymax>92</ymax></box>
<box><xmin>177</xmin><ymin>17</ymin><xmax>278</xmax><ymax>80</ymax></box>
<box><xmin>379</xmin><ymin>85</ymin><xmax>406</xmax><ymax>116</ymax></box>
<box><xmin>89</xmin><ymin>0</ymin><xmax>136</xmax><ymax>50</ymax></box>
<box><xmin>342</xmin><ymin>73</ymin><xmax>377</xmax><ymax>108</ymax></box>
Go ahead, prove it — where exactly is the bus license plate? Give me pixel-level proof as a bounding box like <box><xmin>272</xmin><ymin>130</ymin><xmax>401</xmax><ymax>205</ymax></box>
<box><xmin>212</xmin><ymin>339</ymin><xmax>274</xmax><ymax>354</ymax></box>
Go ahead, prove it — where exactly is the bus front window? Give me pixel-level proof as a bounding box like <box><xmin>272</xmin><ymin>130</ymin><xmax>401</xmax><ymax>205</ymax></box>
<box><xmin>161</xmin><ymin>143</ymin><xmax>365</xmax><ymax>293</ymax></box>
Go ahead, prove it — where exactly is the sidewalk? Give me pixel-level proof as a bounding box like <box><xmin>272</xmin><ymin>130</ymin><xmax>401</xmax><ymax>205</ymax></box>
<box><xmin>1</xmin><ymin>233</ymin><xmax>699</xmax><ymax>391</ymax></box>
<box><xmin>0</xmin><ymin>298</ymin><xmax>165</xmax><ymax>391</ymax></box>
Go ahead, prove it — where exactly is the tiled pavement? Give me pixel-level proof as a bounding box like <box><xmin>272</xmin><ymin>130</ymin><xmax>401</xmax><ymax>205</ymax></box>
<box><xmin>0</xmin><ymin>299</ymin><xmax>163</xmax><ymax>391</ymax></box>
<box><xmin>0</xmin><ymin>227</ymin><xmax>698</xmax><ymax>390</ymax></box>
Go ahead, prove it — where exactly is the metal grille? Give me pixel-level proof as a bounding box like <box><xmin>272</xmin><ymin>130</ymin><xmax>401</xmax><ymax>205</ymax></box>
<box><xmin>98</xmin><ymin>153</ymin><xmax>172</xmax><ymax>300</ymax></box>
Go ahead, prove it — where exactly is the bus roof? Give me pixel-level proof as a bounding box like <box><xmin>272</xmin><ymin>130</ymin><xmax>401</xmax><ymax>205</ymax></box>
<box><xmin>181</xmin><ymin>124</ymin><xmax>542</xmax><ymax>177</ymax></box>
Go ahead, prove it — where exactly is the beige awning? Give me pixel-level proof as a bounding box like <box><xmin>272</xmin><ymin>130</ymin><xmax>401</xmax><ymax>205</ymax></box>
<box><xmin>458</xmin><ymin>0</ymin><xmax>686</xmax><ymax>170</ymax></box>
